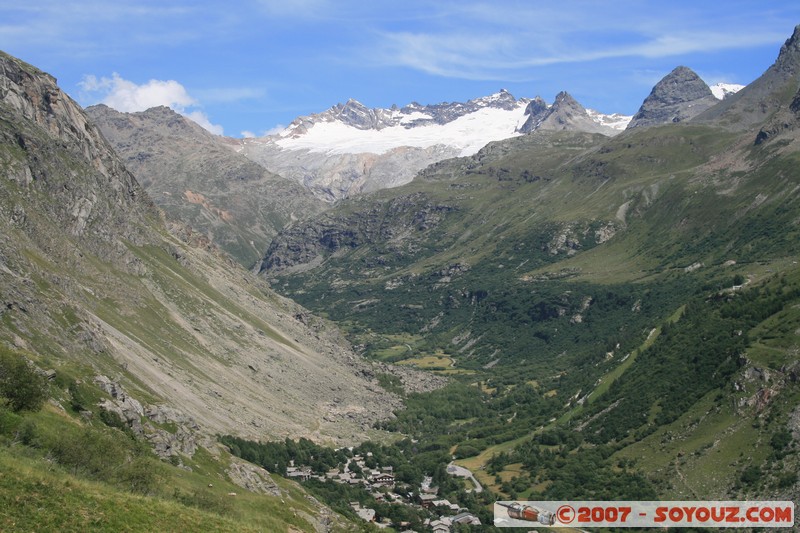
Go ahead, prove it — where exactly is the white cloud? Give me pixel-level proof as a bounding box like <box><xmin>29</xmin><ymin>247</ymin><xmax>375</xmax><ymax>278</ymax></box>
<box><xmin>79</xmin><ymin>73</ymin><xmax>224</xmax><ymax>134</ymax></box>
<box><xmin>184</xmin><ymin>110</ymin><xmax>224</xmax><ymax>136</ymax></box>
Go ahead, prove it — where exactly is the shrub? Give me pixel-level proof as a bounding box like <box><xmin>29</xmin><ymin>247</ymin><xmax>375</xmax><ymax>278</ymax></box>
<box><xmin>0</xmin><ymin>406</ymin><xmax>23</xmax><ymax>437</ymax></box>
<box><xmin>740</xmin><ymin>465</ymin><xmax>762</xmax><ymax>485</ymax></box>
<box><xmin>0</xmin><ymin>348</ymin><xmax>47</xmax><ymax>412</ymax></box>
<box><xmin>116</xmin><ymin>456</ymin><xmax>165</xmax><ymax>495</ymax></box>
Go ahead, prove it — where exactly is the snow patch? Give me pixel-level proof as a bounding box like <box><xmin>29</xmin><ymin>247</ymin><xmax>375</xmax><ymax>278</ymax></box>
<box><xmin>586</xmin><ymin>109</ymin><xmax>632</xmax><ymax>130</ymax></box>
<box><xmin>710</xmin><ymin>83</ymin><xmax>745</xmax><ymax>100</ymax></box>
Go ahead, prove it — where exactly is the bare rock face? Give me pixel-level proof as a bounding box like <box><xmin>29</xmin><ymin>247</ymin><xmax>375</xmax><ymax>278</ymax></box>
<box><xmin>226</xmin><ymin>459</ymin><xmax>280</xmax><ymax>496</ymax></box>
<box><xmin>239</xmin><ymin>141</ymin><xmax>462</xmax><ymax>203</ymax></box>
<box><xmin>0</xmin><ymin>51</ymin><xmax>159</xmax><ymax>247</ymax></box>
<box><xmin>86</xmin><ymin>104</ymin><xmax>326</xmax><ymax>268</ymax></box>
<box><xmin>754</xmin><ymin>85</ymin><xmax>800</xmax><ymax>145</ymax></box>
<box><xmin>627</xmin><ymin>66</ymin><xmax>719</xmax><ymax>129</ymax></box>
<box><xmin>519</xmin><ymin>92</ymin><xmax>621</xmax><ymax>136</ymax></box>
<box><xmin>260</xmin><ymin>192</ymin><xmax>455</xmax><ymax>275</ymax></box>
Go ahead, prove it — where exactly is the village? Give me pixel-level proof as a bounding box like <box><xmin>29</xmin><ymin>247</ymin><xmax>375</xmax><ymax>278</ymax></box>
<box><xmin>285</xmin><ymin>451</ymin><xmax>483</xmax><ymax>532</ymax></box>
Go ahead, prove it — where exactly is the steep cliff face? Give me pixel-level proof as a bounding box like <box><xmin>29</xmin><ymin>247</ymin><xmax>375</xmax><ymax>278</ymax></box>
<box><xmin>0</xmin><ymin>50</ymin><xmax>403</xmax><ymax>445</ymax></box>
<box><xmin>0</xmin><ymin>51</ymin><xmax>159</xmax><ymax>247</ymax></box>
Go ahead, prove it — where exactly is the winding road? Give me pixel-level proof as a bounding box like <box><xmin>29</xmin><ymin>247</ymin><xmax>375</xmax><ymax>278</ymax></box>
<box><xmin>446</xmin><ymin>461</ymin><xmax>483</xmax><ymax>493</ymax></box>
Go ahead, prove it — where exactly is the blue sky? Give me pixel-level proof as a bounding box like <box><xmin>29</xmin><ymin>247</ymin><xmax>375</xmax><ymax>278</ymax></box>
<box><xmin>1</xmin><ymin>1</ymin><xmax>799</xmax><ymax>137</ymax></box>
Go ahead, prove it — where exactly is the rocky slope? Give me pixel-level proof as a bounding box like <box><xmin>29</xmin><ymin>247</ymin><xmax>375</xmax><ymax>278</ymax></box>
<box><xmin>694</xmin><ymin>24</ymin><xmax>800</xmax><ymax>130</ymax></box>
<box><xmin>235</xmin><ymin>90</ymin><xmax>630</xmax><ymax>201</ymax></box>
<box><xmin>0</xmin><ymin>50</ymin><xmax>406</xmax><ymax>446</ymax></box>
<box><xmin>86</xmin><ymin>104</ymin><xmax>326</xmax><ymax>268</ymax></box>
<box><xmin>626</xmin><ymin>66</ymin><xmax>720</xmax><ymax>129</ymax></box>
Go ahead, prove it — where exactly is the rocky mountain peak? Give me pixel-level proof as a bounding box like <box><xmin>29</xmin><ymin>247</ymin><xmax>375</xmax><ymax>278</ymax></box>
<box><xmin>518</xmin><ymin>91</ymin><xmax>621</xmax><ymax>135</ymax></box>
<box><xmin>538</xmin><ymin>91</ymin><xmax>589</xmax><ymax>129</ymax></box>
<box><xmin>627</xmin><ymin>66</ymin><xmax>718</xmax><ymax>129</ymax></box>
<box><xmin>524</xmin><ymin>96</ymin><xmax>548</xmax><ymax>116</ymax></box>
<box><xmin>775</xmin><ymin>24</ymin><xmax>800</xmax><ymax>74</ymax></box>
<box><xmin>553</xmin><ymin>91</ymin><xmax>581</xmax><ymax>108</ymax></box>
<box><xmin>0</xmin><ymin>51</ymin><xmax>158</xmax><ymax>241</ymax></box>
<box><xmin>468</xmin><ymin>89</ymin><xmax>519</xmax><ymax>110</ymax></box>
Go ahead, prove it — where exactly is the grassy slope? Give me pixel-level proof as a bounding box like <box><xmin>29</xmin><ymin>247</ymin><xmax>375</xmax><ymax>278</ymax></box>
<box><xmin>0</xmin><ymin>403</ymin><xmax>355</xmax><ymax>533</ymax></box>
<box><xmin>268</xmin><ymin>120</ymin><xmax>800</xmax><ymax>506</ymax></box>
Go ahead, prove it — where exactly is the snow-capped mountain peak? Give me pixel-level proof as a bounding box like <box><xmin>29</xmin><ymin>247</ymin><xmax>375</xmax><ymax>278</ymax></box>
<box><xmin>241</xmin><ymin>90</ymin><xmax>629</xmax><ymax>201</ymax></box>
<box><xmin>710</xmin><ymin>82</ymin><xmax>746</xmax><ymax>100</ymax></box>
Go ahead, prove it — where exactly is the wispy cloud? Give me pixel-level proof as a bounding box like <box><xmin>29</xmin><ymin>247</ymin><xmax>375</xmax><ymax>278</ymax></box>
<box><xmin>79</xmin><ymin>73</ymin><xmax>224</xmax><ymax>135</ymax></box>
<box><xmin>359</xmin><ymin>1</ymin><xmax>794</xmax><ymax>81</ymax></box>
<box><xmin>0</xmin><ymin>1</ymin><xmax>222</xmax><ymax>57</ymax></box>
<box><xmin>370</xmin><ymin>27</ymin><xmax>788</xmax><ymax>81</ymax></box>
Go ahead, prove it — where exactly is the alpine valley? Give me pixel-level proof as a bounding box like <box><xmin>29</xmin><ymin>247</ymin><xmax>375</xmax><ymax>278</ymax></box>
<box><xmin>0</xmin><ymin>24</ymin><xmax>799</xmax><ymax>533</ymax></box>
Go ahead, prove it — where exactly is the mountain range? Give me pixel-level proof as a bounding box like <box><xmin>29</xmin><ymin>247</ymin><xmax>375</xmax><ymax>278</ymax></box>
<box><xmin>0</xmin><ymin>23</ymin><xmax>798</xmax><ymax>533</ymax></box>
<box><xmin>254</xmin><ymin>24</ymin><xmax>800</xmax><ymax>514</ymax></box>
<box><xmin>0</xmin><ymin>44</ymin><xmax>419</xmax><ymax>471</ymax></box>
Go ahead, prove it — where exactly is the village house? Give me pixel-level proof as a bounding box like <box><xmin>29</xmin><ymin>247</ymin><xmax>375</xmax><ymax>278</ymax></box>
<box><xmin>451</xmin><ymin>511</ymin><xmax>481</xmax><ymax>525</ymax></box>
<box><xmin>429</xmin><ymin>518</ymin><xmax>451</xmax><ymax>533</ymax></box>
<box><xmin>285</xmin><ymin>466</ymin><xmax>312</xmax><ymax>482</ymax></box>
<box><xmin>432</xmin><ymin>499</ymin><xmax>461</xmax><ymax>513</ymax></box>
<box><xmin>418</xmin><ymin>493</ymin><xmax>438</xmax><ymax>508</ymax></box>
<box><xmin>370</xmin><ymin>471</ymin><xmax>395</xmax><ymax>487</ymax></box>
<box><xmin>350</xmin><ymin>502</ymin><xmax>376</xmax><ymax>523</ymax></box>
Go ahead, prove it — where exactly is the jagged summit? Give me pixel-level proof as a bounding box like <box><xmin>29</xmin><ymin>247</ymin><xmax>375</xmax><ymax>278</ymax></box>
<box><xmin>236</xmin><ymin>89</ymin><xmax>630</xmax><ymax>201</ymax></box>
<box><xmin>626</xmin><ymin>66</ymin><xmax>718</xmax><ymax>129</ymax></box>
<box><xmin>693</xmin><ymin>24</ymin><xmax>800</xmax><ymax>129</ymax></box>
<box><xmin>519</xmin><ymin>91</ymin><xmax>622</xmax><ymax>135</ymax></box>
<box><xmin>523</xmin><ymin>96</ymin><xmax>548</xmax><ymax>117</ymax></box>
<box><xmin>774</xmin><ymin>23</ymin><xmax>800</xmax><ymax>74</ymax></box>
<box><xmin>281</xmin><ymin>89</ymin><xmax>526</xmax><ymax>137</ymax></box>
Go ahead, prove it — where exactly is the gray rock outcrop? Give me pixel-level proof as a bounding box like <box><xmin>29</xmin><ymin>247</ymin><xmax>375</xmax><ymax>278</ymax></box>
<box><xmin>627</xmin><ymin>66</ymin><xmax>718</xmax><ymax>129</ymax></box>
<box><xmin>519</xmin><ymin>92</ymin><xmax>620</xmax><ymax>135</ymax></box>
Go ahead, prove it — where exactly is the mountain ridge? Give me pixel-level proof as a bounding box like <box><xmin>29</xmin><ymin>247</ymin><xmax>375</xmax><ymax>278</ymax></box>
<box><xmin>85</xmin><ymin>103</ymin><xmax>326</xmax><ymax>268</ymax></box>
<box><xmin>693</xmin><ymin>23</ymin><xmax>800</xmax><ymax>129</ymax></box>
<box><xmin>0</xmin><ymin>49</ymin><xmax>412</xmax><ymax>445</ymax></box>
<box><xmin>235</xmin><ymin>90</ymin><xmax>631</xmax><ymax>201</ymax></box>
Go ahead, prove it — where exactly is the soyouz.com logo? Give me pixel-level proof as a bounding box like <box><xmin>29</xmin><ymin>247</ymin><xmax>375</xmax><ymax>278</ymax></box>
<box><xmin>494</xmin><ymin>501</ymin><xmax>795</xmax><ymax>528</ymax></box>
